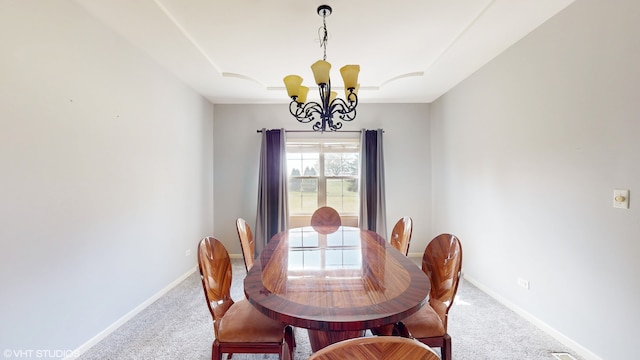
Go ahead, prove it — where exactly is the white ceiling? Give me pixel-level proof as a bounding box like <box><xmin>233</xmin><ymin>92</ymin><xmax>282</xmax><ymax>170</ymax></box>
<box><xmin>74</xmin><ymin>0</ymin><xmax>574</xmax><ymax>104</ymax></box>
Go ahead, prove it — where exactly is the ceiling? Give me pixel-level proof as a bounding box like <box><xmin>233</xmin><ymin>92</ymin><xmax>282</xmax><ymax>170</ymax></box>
<box><xmin>74</xmin><ymin>0</ymin><xmax>574</xmax><ymax>104</ymax></box>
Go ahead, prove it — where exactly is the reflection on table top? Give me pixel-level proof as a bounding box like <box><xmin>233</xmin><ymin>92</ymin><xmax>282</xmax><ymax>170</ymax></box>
<box><xmin>244</xmin><ymin>226</ymin><xmax>430</xmax><ymax>331</ymax></box>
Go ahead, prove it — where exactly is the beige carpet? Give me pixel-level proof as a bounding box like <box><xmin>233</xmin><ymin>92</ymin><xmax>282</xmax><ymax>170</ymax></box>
<box><xmin>78</xmin><ymin>258</ymin><xmax>583</xmax><ymax>360</ymax></box>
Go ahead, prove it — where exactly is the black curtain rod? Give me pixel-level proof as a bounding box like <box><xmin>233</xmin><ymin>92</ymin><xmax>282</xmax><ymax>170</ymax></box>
<box><xmin>256</xmin><ymin>129</ymin><xmax>383</xmax><ymax>133</ymax></box>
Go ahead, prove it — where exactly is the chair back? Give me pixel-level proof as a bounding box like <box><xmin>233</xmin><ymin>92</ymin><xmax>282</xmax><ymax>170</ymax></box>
<box><xmin>390</xmin><ymin>216</ymin><xmax>413</xmax><ymax>256</ymax></box>
<box><xmin>422</xmin><ymin>233</ymin><xmax>463</xmax><ymax>330</ymax></box>
<box><xmin>308</xmin><ymin>336</ymin><xmax>440</xmax><ymax>360</ymax></box>
<box><xmin>310</xmin><ymin>206</ymin><xmax>341</xmax><ymax>234</ymax></box>
<box><xmin>236</xmin><ymin>218</ymin><xmax>255</xmax><ymax>272</ymax></box>
<box><xmin>310</xmin><ymin>206</ymin><xmax>341</xmax><ymax>227</ymax></box>
<box><xmin>197</xmin><ymin>236</ymin><xmax>234</xmax><ymax>337</ymax></box>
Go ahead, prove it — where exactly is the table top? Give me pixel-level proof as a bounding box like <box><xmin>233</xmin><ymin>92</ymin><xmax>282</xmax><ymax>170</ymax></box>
<box><xmin>244</xmin><ymin>226</ymin><xmax>430</xmax><ymax>331</ymax></box>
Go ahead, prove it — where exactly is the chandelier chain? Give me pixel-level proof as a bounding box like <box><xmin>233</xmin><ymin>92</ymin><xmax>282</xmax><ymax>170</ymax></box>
<box><xmin>319</xmin><ymin>12</ymin><xmax>328</xmax><ymax>61</ymax></box>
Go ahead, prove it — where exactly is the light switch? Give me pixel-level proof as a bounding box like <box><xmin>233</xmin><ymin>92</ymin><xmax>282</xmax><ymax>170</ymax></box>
<box><xmin>613</xmin><ymin>189</ymin><xmax>629</xmax><ymax>209</ymax></box>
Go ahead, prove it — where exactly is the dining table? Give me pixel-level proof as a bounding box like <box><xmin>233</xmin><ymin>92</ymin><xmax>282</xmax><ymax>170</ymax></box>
<box><xmin>244</xmin><ymin>225</ymin><xmax>431</xmax><ymax>352</ymax></box>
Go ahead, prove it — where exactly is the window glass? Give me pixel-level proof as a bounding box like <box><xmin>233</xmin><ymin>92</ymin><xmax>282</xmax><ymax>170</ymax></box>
<box><xmin>326</xmin><ymin>179</ymin><xmax>358</xmax><ymax>213</ymax></box>
<box><xmin>286</xmin><ymin>138</ymin><xmax>360</xmax><ymax>218</ymax></box>
<box><xmin>288</xmin><ymin>178</ymin><xmax>318</xmax><ymax>214</ymax></box>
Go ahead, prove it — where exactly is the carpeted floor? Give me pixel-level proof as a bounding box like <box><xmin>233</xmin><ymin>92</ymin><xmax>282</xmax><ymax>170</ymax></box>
<box><xmin>78</xmin><ymin>259</ymin><xmax>583</xmax><ymax>360</ymax></box>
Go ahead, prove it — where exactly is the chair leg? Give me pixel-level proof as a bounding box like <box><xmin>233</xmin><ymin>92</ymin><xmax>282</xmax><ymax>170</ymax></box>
<box><xmin>284</xmin><ymin>326</ymin><xmax>295</xmax><ymax>360</ymax></box>
<box><xmin>280</xmin><ymin>341</ymin><xmax>291</xmax><ymax>360</ymax></box>
<box><xmin>291</xmin><ymin>326</ymin><xmax>297</xmax><ymax>348</ymax></box>
<box><xmin>212</xmin><ymin>341</ymin><xmax>222</xmax><ymax>360</ymax></box>
<box><xmin>441</xmin><ymin>334</ymin><xmax>452</xmax><ymax>360</ymax></box>
<box><xmin>392</xmin><ymin>322</ymin><xmax>412</xmax><ymax>338</ymax></box>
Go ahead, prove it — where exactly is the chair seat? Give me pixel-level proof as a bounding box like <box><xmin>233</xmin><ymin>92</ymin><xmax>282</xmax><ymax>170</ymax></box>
<box><xmin>217</xmin><ymin>299</ymin><xmax>286</xmax><ymax>343</ymax></box>
<box><xmin>402</xmin><ymin>303</ymin><xmax>446</xmax><ymax>338</ymax></box>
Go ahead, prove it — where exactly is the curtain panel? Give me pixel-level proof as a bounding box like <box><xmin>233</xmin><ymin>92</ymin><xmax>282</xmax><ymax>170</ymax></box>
<box><xmin>359</xmin><ymin>129</ymin><xmax>387</xmax><ymax>237</ymax></box>
<box><xmin>255</xmin><ymin>129</ymin><xmax>289</xmax><ymax>255</ymax></box>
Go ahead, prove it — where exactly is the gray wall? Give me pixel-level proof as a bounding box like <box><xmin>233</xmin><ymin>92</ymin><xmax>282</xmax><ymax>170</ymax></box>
<box><xmin>430</xmin><ymin>0</ymin><xmax>639</xmax><ymax>359</ymax></box>
<box><xmin>0</xmin><ymin>0</ymin><xmax>214</xmax><ymax>353</ymax></box>
<box><xmin>2</xmin><ymin>0</ymin><xmax>634</xmax><ymax>359</ymax></box>
<box><xmin>212</xmin><ymin>103</ymin><xmax>431</xmax><ymax>256</ymax></box>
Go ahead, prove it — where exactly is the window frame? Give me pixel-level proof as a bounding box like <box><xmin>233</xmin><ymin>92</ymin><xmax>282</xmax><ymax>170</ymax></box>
<box><xmin>286</xmin><ymin>135</ymin><xmax>360</xmax><ymax>227</ymax></box>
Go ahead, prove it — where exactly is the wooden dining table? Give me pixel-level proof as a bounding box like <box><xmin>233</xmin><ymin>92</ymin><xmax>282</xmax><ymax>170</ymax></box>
<box><xmin>244</xmin><ymin>225</ymin><xmax>430</xmax><ymax>352</ymax></box>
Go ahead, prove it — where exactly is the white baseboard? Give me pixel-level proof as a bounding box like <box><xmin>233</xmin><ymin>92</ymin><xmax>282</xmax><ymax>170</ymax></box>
<box><xmin>66</xmin><ymin>266</ymin><xmax>197</xmax><ymax>360</ymax></box>
<box><xmin>463</xmin><ymin>275</ymin><xmax>602</xmax><ymax>360</ymax></box>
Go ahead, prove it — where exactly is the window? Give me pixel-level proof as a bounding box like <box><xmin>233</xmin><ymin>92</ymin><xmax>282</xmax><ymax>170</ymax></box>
<box><xmin>286</xmin><ymin>138</ymin><xmax>360</xmax><ymax>227</ymax></box>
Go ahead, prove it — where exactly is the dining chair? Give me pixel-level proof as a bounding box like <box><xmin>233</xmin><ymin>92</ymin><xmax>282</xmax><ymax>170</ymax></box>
<box><xmin>310</xmin><ymin>206</ymin><xmax>341</xmax><ymax>234</ymax></box>
<box><xmin>390</xmin><ymin>216</ymin><xmax>413</xmax><ymax>256</ymax></box>
<box><xmin>399</xmin><ymin>233</ymin><xmax>463</xmax><ymax>360</ymax></box>
<box><xmin>307</xmin><ymin>335</ymin><xmax>441</xmax><ymax>360</ymax></box>
<box><xmin>310</xmin><ymin>206</ymin><xmax>341</xmax><ymax>229</ymax></box>
<box><xmin>197</xmin><ymin>236</ymin><xmax>294</xmax><ymax>360</ymax></box>
<box><xmin>235</xmin><ymin>218</ymin><xmax>254</xmax><ymax>272</ymax></box>
<box><xmin>367</xmin><ymin>217</ymin><xmax>413</xmax><ymax>336</ymax></box>
<box><xmin>311</xmin><ymin>206</ymin><xmax>342</xmax><ymax>234</ymax></box>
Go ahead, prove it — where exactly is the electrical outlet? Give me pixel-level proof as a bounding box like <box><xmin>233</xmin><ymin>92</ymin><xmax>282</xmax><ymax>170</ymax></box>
<box><xmin>185</xmin><ymin>249</ymin><xmax>191</xmax><ymax>257</ymax></box>
<box><xmin>517</xmin><ymin>277</ymin><xmax>530</xmax><ymax>290</ymax></box>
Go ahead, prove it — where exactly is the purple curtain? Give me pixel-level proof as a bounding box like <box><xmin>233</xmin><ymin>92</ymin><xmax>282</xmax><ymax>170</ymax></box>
<box><xmin>255</xmin><ymin>129</ymin><xmax>289</xmax><ymax>254</ymax></box>
<box><xmin>359</xmin><ymin>129</ymin><xmax>387</xmax><ymax>237</ymax></box>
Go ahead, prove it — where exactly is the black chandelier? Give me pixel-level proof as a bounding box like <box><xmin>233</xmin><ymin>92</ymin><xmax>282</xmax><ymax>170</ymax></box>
<box><xmin>283</xmin><ymin>5</ymin><xmax>360</xmax><ymax>132</ymax></box>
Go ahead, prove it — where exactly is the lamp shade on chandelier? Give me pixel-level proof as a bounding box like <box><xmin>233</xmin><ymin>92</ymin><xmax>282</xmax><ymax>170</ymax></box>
<box><xmin>283</xmin><ymin>5</ymin><xmax>360</xmax><ymax>132</ymax></box>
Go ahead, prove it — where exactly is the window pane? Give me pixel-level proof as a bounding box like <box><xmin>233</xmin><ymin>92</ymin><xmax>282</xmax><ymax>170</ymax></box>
<box><xmin>287</xmin><ymin>152</ymin><xmax>319</xmax><ymax>178</ymax></box>
<box><xmin>326</xmin><ymin>178</ymin><xmax>358</xmax><ymax>214</ymax></box>
<box><xmin>324</xmin><ymin>152</ymin><xmax>359</xmax><ymax>176</ymax></box>
<box><xmin>288</xmin><ymin>178</ymin><xmax>318</xmax><ymax>214</ymax></box>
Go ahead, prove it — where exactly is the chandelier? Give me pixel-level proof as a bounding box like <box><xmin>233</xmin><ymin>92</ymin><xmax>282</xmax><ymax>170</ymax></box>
<box><xmin>283</xmin><ymin>5</ymin><xmax>360</xmax><ymax>132</ymax></box>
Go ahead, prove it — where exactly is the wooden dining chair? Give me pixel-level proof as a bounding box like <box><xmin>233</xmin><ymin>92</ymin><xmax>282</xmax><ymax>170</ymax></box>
<box><xmin>307</xmin><ymin>335</ymin><xmax>441</xmax><ymax>360</ymax></box>
<box><xmin>368</xmin><ymin>217</ymin><xmax>413</xmax><ymax>337</ymax></box>
<box><xmin>310</xmin><ymin>206</ymin><xmax>341</xmax><ymax>226</ymax></box>
<box><xmin>310</xmin><ymin>206</ymin><xmax>341</xmax><ymax>233</ymax></box>
<box><xmin>197</xmin><ymin>237</ymin><xmax>294</xmax><ymax>360</ymax></box>
<box><xmin>390</xmin><ymin>216</ymin><xmax>413</xmax><ymax>256</ymax></box>
<box><xmin>398</xmin><ymin>233</ymin><xmax>463</xmax><ymax>360</ymax></box>
<box><xmin>235</xmin><ymin>218</ymin><xmax>254</xmax><ymax>272</ymax></box>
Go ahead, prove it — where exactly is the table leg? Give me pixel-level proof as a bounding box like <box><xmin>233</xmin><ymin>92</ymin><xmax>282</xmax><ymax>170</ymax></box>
<box><xmin>307</xmin><ymin>329</ymin><xmax>366</xmax><ymax>352</ymax></box>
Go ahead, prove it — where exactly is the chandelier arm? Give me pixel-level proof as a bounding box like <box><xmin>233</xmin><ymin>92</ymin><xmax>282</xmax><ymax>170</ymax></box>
<box><xmin>289</xmin><ymin>101</ymin><xmax>312</xmax><ymax>123</ymax></box>
<box><xmin>330</xmin><ymin>98</ymin><xmax>356</xmax><ymax>120</ymax></box>
<box><xmin>339</xmin><ymin>108</ymin><xmax>357</xmax><ymax>122</ymax></box>
<box><xmin>303</xmin><ymin>102</ymin><xmax>324</xmax><ymax>118</ymax></box>
<box><xmin>346</xmin><ymin>90</ymin><xmax>358</xmax><ymax>108</ymax></box>
<box><xmin>313</xmin><ymin>117</ymin><xmax>341</xmax><ymax>131</ymax></box>
<box><xmin>289</xmin><ymin>100</ymin><xmax>327</xmax><ymax>124</ymax></box>
<box><xmin>325</xmin><ymin>100</ymin><xmax>354</xmax><ymax>126</ymax></box>
<box><xmin>339</xmin><ymin>91</ymin><xmax>358</xmax><ymax>121</ymax></box>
